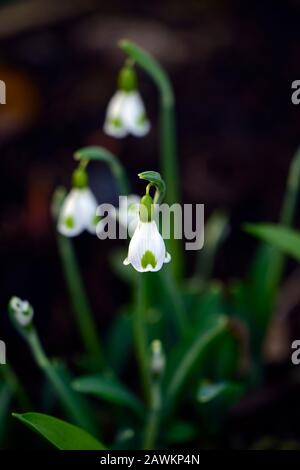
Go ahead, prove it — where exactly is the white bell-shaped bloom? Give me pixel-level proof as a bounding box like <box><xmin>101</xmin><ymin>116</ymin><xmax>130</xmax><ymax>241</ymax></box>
<box><xmin>58</xmin><ymin>187</ymin><xmax>98</xmax><ymax>237</ymax></box>
<box><xmin>117</xmin><ymin>194</ymin><xmax>140</xmax><ymax>236</ymax></box>
<box><xmin>104</xmin><ymin>90</ymin><xmax>150</xmax><ymax>138</ymax></box>
<box><xmin>123</xmin><ymin>220</ymin><xmax>171</xmax><ymax>272</ymax></box>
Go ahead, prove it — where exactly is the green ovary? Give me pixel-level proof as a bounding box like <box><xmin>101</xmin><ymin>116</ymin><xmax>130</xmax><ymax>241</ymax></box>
<box><xmin>64</xmin><ymin>215</ymin><xmax>75</xmax><ymax>229</ymax></box>
<box><xmin>141</xmin><ymin>250</ymin><xmax>157</xmax><ymax>269</ymax></box>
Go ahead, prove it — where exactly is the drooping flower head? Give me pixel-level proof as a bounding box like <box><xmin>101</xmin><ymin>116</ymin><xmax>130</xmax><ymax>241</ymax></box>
<box><xmin>123</xmin><ymin>174</ymin><xmax>171</xmax><ymax>272</ymax></box>
<box><xmin>104</xmin><ymin>65</ymin><xmax>150</xmax><ymax>138</ymax></box>
<box><xmin>57</xmin><ymin>166</ymin><xmax>98</xmax><ymax>237</ymax></box>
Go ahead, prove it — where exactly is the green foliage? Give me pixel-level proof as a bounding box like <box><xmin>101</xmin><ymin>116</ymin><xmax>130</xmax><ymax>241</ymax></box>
<box><xmin>72</xmin><ymin>374</ymin><xmax>144</xmax><ymax>417</ymax></box>
<box><xmin>13</xmin><ymin>413</ymin><xmax>106</xmax><ymax>450</ymax></box>
<box><xmin>245</xmin><ymin>223</ymin><xmax>300</xmax><ymax>262</ymax></box>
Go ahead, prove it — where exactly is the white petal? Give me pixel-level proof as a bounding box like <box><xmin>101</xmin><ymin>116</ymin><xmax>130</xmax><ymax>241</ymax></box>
<box><xmin>104</xmin><ymin>91</ymin><xmax>128</xmax><ymax>138</ymax></box>
<box><xmin>122</xmin><ymin>91</ymin><xmax>150</xmax><ymax>137</ymax></box>
<box><xmin>57</xmin><ymin>189</ymin><xmax>85</xmax><ymax>237</ymax></box>
<box><xmin>165</xmin><ymin>252</ymin><xmax>171</xmax><ymax>263</ymax></box>
<box><xmin>117</xmin><ymin>194</ymin><xmax>140</xmax><ymax>237</ymax></box>
<box><xmin>124</xmin><ymin>220</ymin><xmax>168</xmax><ymax>272</ymax></box>
<box><xmin>78</xmin><ymin>188</ymin><xmax>98</xmax><ymax>234</ymax></box>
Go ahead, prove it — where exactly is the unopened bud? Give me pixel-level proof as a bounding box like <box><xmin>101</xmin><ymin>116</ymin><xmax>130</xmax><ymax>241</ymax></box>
<box><xmin>150</xmin><ymin>340</ymin><xmax>165</xmax><ymax>377</ymax></box>
<box><xmin>9</xmin><ymin>296</ymin><xmax>34</xmax><ymax>327</ymax></box>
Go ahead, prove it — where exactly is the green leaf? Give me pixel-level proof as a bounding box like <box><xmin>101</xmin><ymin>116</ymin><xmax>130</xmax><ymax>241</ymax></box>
<box><xmin>72</xmin><ymin>374</ymin><xmax>144</xmax><ymax>416</ymax></box>
<box><xmin>106</xmin><ymin>308</ymin><xmax>133</xmax><ymax>374</ymax></box>
<box><xmin>197</xmin><ymin>380</ymin><xmax>244</xmax><ymax>404</ymax></box>
<box><xmin>195</xmin><ymin>210</ymin><xmax>229</xmax><ymax>282</ymax></box>
<box><xmin>165</xmin><ymin>421</ymin><xmax>198</xmax><ymax>445</ymax></box>
<box><xmin>12</xmin><ymin>412</ymin><xmax>106</xmax><ymax>450</ymax></box>
<box><xmin>245</xmin><ymin>223</ymin><xmax>300</xmax><ymax>262</ymax></box>
<box><xmin>165</xmin><ymin>314</ymin><xmax>229</xmax><ymax>409</ymax></box>
<box><xmin>138</xmin><ymin>171</ymin><xmax>166</xmax><ymax>204</ymax></box>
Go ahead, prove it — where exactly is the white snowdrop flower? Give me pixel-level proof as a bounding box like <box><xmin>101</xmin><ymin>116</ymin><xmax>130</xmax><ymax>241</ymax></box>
<box><xmin>9</xmin><ymin>296</ymin><xmax>34</xmax><ymax>327</ymax></box>
<box><xmin>96</xmin><ymin>195</ymin><xmax>140</xmax><ymax>239</ymax></box>
<box><xmin>117</xmin><ymin>194</ymin><xmax>140</xmax><ymax>236</ymax></box>
<box><xmin>123</xmin><ymin>220</ymin><xmax>171</xmax><ymax>272</ymax></box>
<box><xmin>123</xmin><ymin>194</ymin><xmax>171</xmax><ymax>272</ymax></box>
<box><xmin>104</xmin><ymin>66</ymin><xmax>150</xmax><ymax>138</ymax></box>
<box><xmin>57</xmin><ymin>167</ymin><xmax>98</xmax><ymax>237</ymax></box>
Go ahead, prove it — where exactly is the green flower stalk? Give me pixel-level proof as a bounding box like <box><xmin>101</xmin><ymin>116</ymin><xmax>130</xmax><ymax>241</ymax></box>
<box><xmin>8</xmin><ymin>297</ymin><xmax>97</xmax><ymax>435</ymax></box>
<box><xmin>104</xmin><ymin>64</ymin><xmax>150</xmax><ymax>138</ymax></box>
<box><xmin>143</xmin><ymin>340</ymin><xmax>165</xmax><ymax>449</ymax></box>
<box><xmin>52</xmin><ymin>187</ymin><xmax>104</xmax><ymax>368</ymax></box>
<box><xmin>119</xmin><ymin>40</ymin><xmax>183</xmax><ymax>279</ymax></box>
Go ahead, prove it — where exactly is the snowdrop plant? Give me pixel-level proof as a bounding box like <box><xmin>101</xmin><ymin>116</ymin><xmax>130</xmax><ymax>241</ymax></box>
<box><xmin>104</xmin><ymin>64</ymin><xmax>150</xmax><ymax>138</ymax></box>
<box><xmin>3</xmin><ymin>39</ymin><xmax>282</xmax><ymax>453</ymax></box>
<box><xmin>57</xmin><ymin>165</ymin><xmax>98</xmax><ymax>237</ymax></box>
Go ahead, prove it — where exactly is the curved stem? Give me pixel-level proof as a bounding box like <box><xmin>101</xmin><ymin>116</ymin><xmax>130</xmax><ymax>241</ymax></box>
<box><xmin>74</xmin><ymin>146</ymin><xmax>130</xmax><ymax>195</ymax></box>
<box><xmin>52</xmin><ymin>188</ymin><xmax>104</xmax><ymax>369</ymax></box>
<box><xmin>119</xmin><ymin>40</ymin><xmax>183</xmax><ymax>279</ymax></box>
<box><xmin>0</xmin><ymin>363</ymin><xmax>32</xmax><ymax>410</ymax></box>
<box><xmin>56</xmin><ymin>232</ymin><xmax>104</xmax><ymax>368</ymax></box>
<box><xmin>23</xmin><ymin>326</ymin><xmax>97</xmax><ymax>434</ymax></box>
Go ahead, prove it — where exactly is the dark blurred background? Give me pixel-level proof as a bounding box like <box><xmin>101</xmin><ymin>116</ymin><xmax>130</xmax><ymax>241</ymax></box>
<box><xmin>1</xmin><ymin>0</ymin><xmax>300</xmax><ymax>448</ymax></box>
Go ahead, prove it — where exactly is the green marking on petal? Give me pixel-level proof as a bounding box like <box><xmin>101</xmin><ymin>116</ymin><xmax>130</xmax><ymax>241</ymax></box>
<box><xmin>64</xmin><ymin>215</ymin><xmax>75</xmax><ymax>229</ymax></box>
<box><xmin>137</xmin><ymin>113</ymin><xmax>147</xmax><ymax>126</ymax></box>
<box><xmin>141</xmin><ymin>250</ymin><xmax>157</xmax><ymax>270</ymax></box>
<box><xmin>110</xmin><ymin>117</ymin><xmax>122</xmax><ymax>128</ymax></box>
<box><xmin>92</xmin><ymin>214</ymin><xmax>101</xmax><ymax>226</ymax></box>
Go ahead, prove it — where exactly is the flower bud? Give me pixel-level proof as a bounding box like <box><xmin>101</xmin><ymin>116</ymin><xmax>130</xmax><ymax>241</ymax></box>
<box><xmin>150</xmin><ymin>340</ymin><xmax>165</xmax><ymax>377</ymax></box>
<box><xmin>9</xmin><ymin>296</ymin><xmax>34</xmax><ymax>327</ymax></box>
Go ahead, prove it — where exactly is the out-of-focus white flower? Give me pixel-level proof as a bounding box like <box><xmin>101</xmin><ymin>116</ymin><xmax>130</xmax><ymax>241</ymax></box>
<box><xmin>9</xmin><ymin>296</ymin><xmax>34</xmax><ymax>327</ymax></box>
<box><xmin>123</xmin><ymin>219</ymin><xmax>171</xmax><ymax>272</ymax></box>
<box><xmin>57</xmin><ymin>167</ymin><xmax>98</xmax><ymax>237</ymax></box>
<box><xmin>96</xmin><ymin>195</ymin><xmax>140</xmax><ymax>239</ymax></box>
<box><xmin>117</xmin><ymin>194</ymin><xmax>140</xmax><ymax>236</ymax></box>
<box><xmin>104</xmin><ymin>66</ymin><xmax>150</xmax><ymax>138</ymax></box>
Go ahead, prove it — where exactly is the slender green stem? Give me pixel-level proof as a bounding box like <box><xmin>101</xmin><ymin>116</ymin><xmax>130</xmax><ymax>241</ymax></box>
<box><xmin>52</xmin><ymin>188</ymin><xmax>104</xmax><ymax>368</ymax></box>
<box><xmin>259</xmin><ymin>145</ymin><xmax>300</xmax><ymax>310</ymax></box>
<box><xmin>159</xmin><ymin>267</ymin><xmax>187</xmax><ymax>334</ymax></box>
<box><xmin>143</xmin><ymin>379</ymin><xmax>162</xmax><ymax>449</ymax></box>
<box><xmin>56</xmin><ymin>232</ymin><xmax>104</xmax><ymax>368</ymax></box>
<box><xmin>0</xmin><ymin>363</ymin><xmax>32</xmax><ymax>410</ymax></box>
<box><xmin>280</xmin><ymin>146</ymin><xmax>300</xmax><ymax>226</ymax></box>
<box><xmin>166</xmin><ymin>316</ymin><xmax>228</xmax><ymax>412</ymax></box>
<box><xmin>133</xmin><ymin>275</ymin><xmax>151</xmax><ymax>405</ymax></box>
<box><xmin>74</xmin><ymin>146</ymin><xmax>130</xmax><ymax>195</ymax></box>
<box><xmin>119</xmin><ymin>40</ymin><xmax>183</xmax><ymax>279</ymax></box>
<box><xmin>195</xmin><ymin>210</ymin><xmax>229</xmax><ymax>283</ymax></box>
<box><xmin>23</xmin><ymin>326</ymin><xmax>97</xmax><ymax>434</ymax></box>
